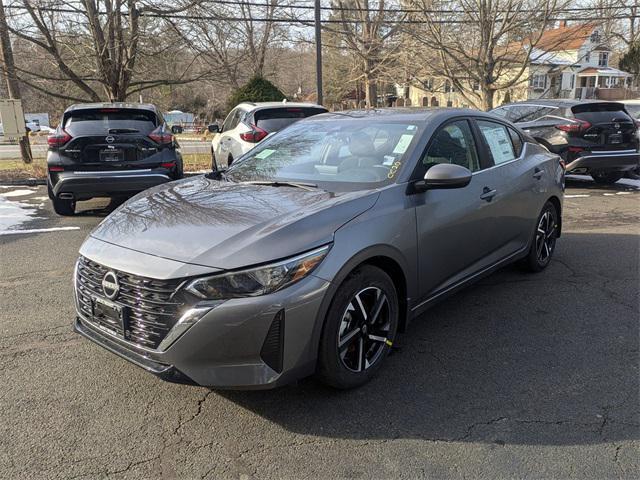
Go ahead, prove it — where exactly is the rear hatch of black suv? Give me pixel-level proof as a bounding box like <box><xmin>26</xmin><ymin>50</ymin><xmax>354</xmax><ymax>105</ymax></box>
<box><xmin>566</xmin><ymin>102</ymin><xmax>638</xmax><ymax>153</ymax></box>
<box><xmin>52</xmin><ymin>106</ymin><xmax>177</xmax><ymax>172</ymax></box>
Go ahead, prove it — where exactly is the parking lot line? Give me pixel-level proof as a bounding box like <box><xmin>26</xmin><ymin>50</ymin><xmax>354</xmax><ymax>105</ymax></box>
<box><xmin>0</xmin><ymin>226</ymin><xmax>81</xmax><ymax>236</ymax></box>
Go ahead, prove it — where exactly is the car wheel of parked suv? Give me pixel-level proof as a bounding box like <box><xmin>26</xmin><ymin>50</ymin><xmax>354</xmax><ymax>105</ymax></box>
<box><xmin>52</xmin><ymin>196</ymin><xmax>75</xmax><ymax>216</ymax></box>
<box><xmin>317</xmin><ymin>265</ymin><xmax>399</xmax><ymax>389</ymax></box>
<box><xmin>523</xmin><ymin>201</ymin><xmax>558</xmax><ymax>272</ymax></box>
<box><xmin>591</xmin><ymin>170</ymin><xmax>623</xmax><ymax>185</ymax></box>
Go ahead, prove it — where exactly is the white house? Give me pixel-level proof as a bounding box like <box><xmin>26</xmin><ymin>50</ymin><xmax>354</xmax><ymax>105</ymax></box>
<box><xmin>527</xmin><ymin>22</ymin><xmax>634</xmax><ymax>100</ymax></box>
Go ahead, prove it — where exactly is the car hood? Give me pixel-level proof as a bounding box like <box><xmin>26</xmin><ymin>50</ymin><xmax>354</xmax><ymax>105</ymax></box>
<box><xmin>89</xmin><ymin>176</ymin><xmax>379</xmax><ymax>270</ymax></box>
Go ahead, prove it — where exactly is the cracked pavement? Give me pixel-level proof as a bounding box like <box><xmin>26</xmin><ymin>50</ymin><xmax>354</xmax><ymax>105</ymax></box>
<box><xmin>1</xmin><ymin>177</ymin><xmax>639</xmax><ymax>479</ymax></box>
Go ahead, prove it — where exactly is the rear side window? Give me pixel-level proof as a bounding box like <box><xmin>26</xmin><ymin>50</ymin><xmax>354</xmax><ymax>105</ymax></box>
<box><xmin>422</xmin><ymin>120</ymin><xmax>480</xmax><ymax>172</ymax></box>
<box><xmin>253</xmin><ymin>107</ymin><xmax>327</xmax><ymax>132</ymax></box>
<box><xmin>571</xmin><ymin>103</ymin><xmax>625</xmax><ymax>114</ymax></box>
<box><xmin>63</xmin><ymin>108</ymin><xmax>158</xmax><ymax>134</ymax></box>
<box><xmin>508</xmin><ymin>127</ymin><xmax>523</xmax><ymax>156</ymax></box>
<box><xmin>510</xmin><ymin>105</ymin><xmax>557</xmax><ymax>123</ymax></box>
<box><xmin>477</xmin><ymin>120</ymin><xmax>517</xmax><ymax>165</ymax></box>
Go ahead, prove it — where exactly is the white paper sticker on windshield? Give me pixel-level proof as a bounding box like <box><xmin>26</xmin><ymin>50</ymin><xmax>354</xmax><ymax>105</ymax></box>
<box><xmin>255</xmin><ymin>149</ymin><xmax>275</xmax><ymax>159</ymax></box>
<box><xmin>393</xmin><ymin>134</ymin><xmax>414</xmax><ymax>154</ymax></box>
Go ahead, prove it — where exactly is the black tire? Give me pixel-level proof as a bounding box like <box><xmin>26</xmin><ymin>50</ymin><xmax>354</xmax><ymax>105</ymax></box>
<box><xmin>47</xmin><ymin>181</ymin><xmax>54</xmax><ymax>200</ymax></box>
<box><xmin>52</xmin><ymin>196</ymin><xmax>75</xmax><ymax>216</ymax></box>
<box><xmin>522</xmin><ymin>201</ymin><xmax>558</xmax><ymax>272</ymax></box>
<box><xmin>227</xmin><ymin>155</ymin><xmax>234</xmax><ymax>168</ymax></box>
<box><xmin>591</xmin><ymin>171</ymin><xmax>623</xmax><ymax>185</ymax></box>
<box><xmin>317</xmin><ymin>265</ymin><xmax>399</xmax><ymax>389</ymax></box>
<box><xmin>211</xmin><ymin>150</ymin><xmax>218</xmax><ymax>171</ymax></box>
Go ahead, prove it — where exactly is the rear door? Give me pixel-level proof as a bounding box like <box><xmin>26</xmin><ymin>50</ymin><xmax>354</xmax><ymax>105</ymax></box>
<box><xmin>62</xmin><ymin>108</ymin><xmax>161</xmax><ymax>169</ymax></box>
<box><xmin>570</xmin><ymin>102</ymin><xmax>638</xmax><ymax>151</ymax></box>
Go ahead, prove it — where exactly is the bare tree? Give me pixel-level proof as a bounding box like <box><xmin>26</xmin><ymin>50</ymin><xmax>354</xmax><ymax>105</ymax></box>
<box><xmin>406</xmin><ymin>0</ymin><xmax>571</xmax><ymax>110</ymax></box>
<box><xmin>4</xmin><ymin>0</ymin><xmax>206</xmax><ymax>102</ymax></box>
<box><xmin>327</xmin><ymin>0</ymin><xmax>406</xmax><ymax>107</ymax></box>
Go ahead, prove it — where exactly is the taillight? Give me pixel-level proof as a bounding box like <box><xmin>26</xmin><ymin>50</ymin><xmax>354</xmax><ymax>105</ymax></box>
<box><xmin>555</xmin><ymin>119</ymin><xmax>591</xmax><ymax>133</ymax></box>
<box><xmin>47</xmin><ymin>130</ymin><xmax>72</xmax><ymax>147</ymax></box>
<box><xmin>160</xmin><ymin>162</ymin><xmax>176</xmax><ymax>168</ymax></box>
<box><xmin>48</xmin><ymin>166</ymin><xmax>64</xmax><ymax>172</ymax></box>
<box><xmin>149</xmin><ymin>126</ymin><xmax>174</xmax><ymax>145</ymax></box>
<box><xmin>240</xmin><ymin>125</ymin><xmax>268</xmax><ymax>143</ymax></box>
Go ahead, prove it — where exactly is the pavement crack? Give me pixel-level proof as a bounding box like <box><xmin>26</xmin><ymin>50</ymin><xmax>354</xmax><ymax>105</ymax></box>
<box><xmin>174</xmin><ymin>389</ymin><xmax>214</xmax><ymax>435</ymax></box>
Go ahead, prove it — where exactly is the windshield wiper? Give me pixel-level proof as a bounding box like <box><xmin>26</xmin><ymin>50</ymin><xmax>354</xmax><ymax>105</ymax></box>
<box><xmin>241</xmin><ymin>180</ymin><xmax>318</xmax><ymax>191</ymax></box>
<box><xmin>108</xmin><ymin>128</ymin><xmax>139</xmax><ymax>134</ymax></box>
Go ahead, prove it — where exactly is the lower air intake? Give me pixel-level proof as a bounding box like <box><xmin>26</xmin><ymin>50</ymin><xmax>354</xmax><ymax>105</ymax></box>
<box><xmin>260</xmin><ymin>309</ymin><xmax>284</xmax><ymax>373</ymax></box>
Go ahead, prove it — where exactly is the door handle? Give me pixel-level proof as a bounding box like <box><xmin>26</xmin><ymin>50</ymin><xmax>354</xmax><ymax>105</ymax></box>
<box><xmin>533</xmin><ymin>168</ymin><xmax>544</xmax><ymax>179</ymax></box>
<box><xmin>480</xmin><ymin>187</ymin><xmax>497</xmax><ymax>201</ymax></box>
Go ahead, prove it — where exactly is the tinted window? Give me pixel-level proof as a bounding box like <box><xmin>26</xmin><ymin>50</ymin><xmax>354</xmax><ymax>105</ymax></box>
<box><xmin>491</xmin><ymin>107</ymin><xmax>509</xmax><ymax>119</ymax></box>
<box><xmin>63</xmin><ymin>108</ymin><xmax>157</xmax><ymax>134</ymax></box>
<box><xmin>422</xmin><ymin>120</ymin><xmax>480</xmax><ymax>172</ymax></box>
<box><xmin>254</xmin><ymin>107</ymin><xmax>327</xmax><ymax>132</ymax></box>
<box><xmin>509</xmin><ymin>105</ymin><xmax>557</xmax><ymax>123</ymax></box>
<box><xmin>624</xmin><ymin>105</ymin><xmax>640</xmax><ymax>118</ymax></box>
<box><xmin>477</xmin><ymin>120</ymin><xmax>517</xmax><ymax>165</ymax></box>
<box><xmin>222</xmin><ymin>109</ymin><xmax>242</xmax><ymax>132</ymax></box>
<box><xmin>227</xmin><ymin>120</ymin><xmax>421</xmax><ymax>189</ymax></box>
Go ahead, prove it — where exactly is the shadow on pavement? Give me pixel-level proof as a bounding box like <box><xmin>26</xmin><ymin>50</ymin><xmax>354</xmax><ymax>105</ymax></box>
<box><xmin>220</xmin><ymin>232</ymin><xmax>639</xmax><ymax>446</ymax></box>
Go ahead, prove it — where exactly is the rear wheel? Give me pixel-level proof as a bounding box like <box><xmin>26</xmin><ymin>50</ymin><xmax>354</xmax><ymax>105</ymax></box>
<box><xmin>523</xmin><ymin>201</ymin><xmax>558</xmax><ymax>272</ymax></box>
<box><xmin>227</xmin><ymin>154</ymin><xmax>234</xmax><ymax>168</ymax></box>
<box><xmin>317</xmin><ymin>265</ymin><xmax>399</xmax><ymax>389</ymax></box>
<box><xmin>52</xmin><ymin>196</ymin><xmax>75</xmax><ymax>216</ymax></box>
<box><xmin>591</xmin><ymin>171</ymin><xmax>623</xmax><ymax>185</ymax></box>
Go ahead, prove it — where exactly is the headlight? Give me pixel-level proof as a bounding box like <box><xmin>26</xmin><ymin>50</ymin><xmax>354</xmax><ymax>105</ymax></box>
<box><xmin>185</xmin><ymin>245</ymin><xmax>330</xmax><ymax>300</ymax></box>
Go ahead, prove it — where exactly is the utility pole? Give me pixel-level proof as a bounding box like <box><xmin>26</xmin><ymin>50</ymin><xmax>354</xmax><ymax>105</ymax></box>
<box><xmin>314</xmin><ymin>0</ymin><xmax>323</xmax><ymax>106</ymax></box>
<box><xmin>0</xmin><ymin>0</ymin><xmax>32</xmax><ymax>163</ymax></box>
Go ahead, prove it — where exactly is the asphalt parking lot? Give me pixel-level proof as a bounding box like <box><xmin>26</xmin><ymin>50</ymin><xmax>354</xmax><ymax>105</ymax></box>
<box><xmin>0</xmin><ymin>176</ymin><xmax>638</xmax><ymax>479</ymax></box>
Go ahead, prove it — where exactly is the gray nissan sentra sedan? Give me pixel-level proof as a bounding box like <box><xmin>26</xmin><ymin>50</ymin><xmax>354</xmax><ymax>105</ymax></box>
<box><xmin>73</xmin><ymin>109</ymin><xmax>564</xmax><ymax>389</ymax></box>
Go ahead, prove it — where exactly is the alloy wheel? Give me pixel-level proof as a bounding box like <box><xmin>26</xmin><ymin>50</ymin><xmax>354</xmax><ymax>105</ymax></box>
<box><xmin>337</xmin><ymin>286</ymin><xmax>391</xmax><ymax>372</ymax></box>
<box><xmin>535</xmin><ymin>209</ymin><xmax>556</xmax><ymax>263</ymax></box>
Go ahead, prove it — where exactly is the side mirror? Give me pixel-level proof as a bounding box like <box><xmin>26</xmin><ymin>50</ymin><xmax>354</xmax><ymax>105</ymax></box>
<box><xmin>208</xmin><ymin>124</ymin><xmax>219</xmax><ymax>133</ymax></box>
<box><xmin>414</xmin><ymin>163</ymin><xmax>472</xmax><ymax>191</ymax></box>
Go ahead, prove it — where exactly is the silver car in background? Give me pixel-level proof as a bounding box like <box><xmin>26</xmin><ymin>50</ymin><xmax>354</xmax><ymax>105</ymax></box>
<box><xmin>73</xmin><ymin>109</ymin><xmax>564</xmax><ymax>389</ymax></box>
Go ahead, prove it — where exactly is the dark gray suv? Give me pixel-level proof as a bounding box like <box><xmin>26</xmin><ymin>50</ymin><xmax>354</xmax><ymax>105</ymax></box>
<box><xmin>73</xmin><ymin>109</ymin><xmax>564</xmax><ymax>389</ymax></box>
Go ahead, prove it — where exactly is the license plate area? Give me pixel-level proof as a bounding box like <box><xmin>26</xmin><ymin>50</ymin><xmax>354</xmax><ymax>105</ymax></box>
<box><xmin>99</xmin><ymin>149</ymin><xmax>124</xmax><ymax>162</ymax></box>
<box><xmin>91</xmin><ymin>296</ymin><xmax>124</xmax><ymax>336</ymax></box>
<box><xmin>608</xmin><ymin>133</ymin><xmax>623</xmax><ymax>144</ymax></box>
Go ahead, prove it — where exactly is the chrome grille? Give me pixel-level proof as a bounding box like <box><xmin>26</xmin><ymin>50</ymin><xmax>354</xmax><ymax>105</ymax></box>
<box><xmin>75</xmin><ymin>256</ymin><xmax>185</xmax><ymax>349</ymax></box>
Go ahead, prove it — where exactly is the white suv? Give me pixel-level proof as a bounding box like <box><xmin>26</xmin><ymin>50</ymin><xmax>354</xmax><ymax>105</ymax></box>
<box><xmin>209</xmin><ymin>102</ymin><xmax>327</xmax><ymax>168</ymax></box>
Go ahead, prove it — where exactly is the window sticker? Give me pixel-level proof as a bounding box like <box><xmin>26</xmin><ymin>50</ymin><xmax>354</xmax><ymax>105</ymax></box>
<box><xmin>393</xmin><ymin>134</ymin><xmax>415</xmax><ymax>154</ymax></box>
<box><xmin>480</xmin><ymin>125</ymin><xmax>515</xmax><ymax>164</ymax></box>
<box><xmin>383</xmin><ymin>155</ymin><xmax>396</xmax><ymax>166</ymax></box>
<box><xmin>406</xmin><ymin>125</ymin><xmax>417</xmax><ymax>131</ymax></box>
<box><xmin>254</xmin><ymin>149</ymin><xmax>275</xmax><ymax>159</ymax></box>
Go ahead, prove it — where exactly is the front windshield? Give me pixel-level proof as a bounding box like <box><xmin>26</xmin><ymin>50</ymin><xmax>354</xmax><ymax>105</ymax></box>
<box><xmin>225</xmin><ymin>119</ymin><xmax>421</xmax><ymax>189</ymax></box>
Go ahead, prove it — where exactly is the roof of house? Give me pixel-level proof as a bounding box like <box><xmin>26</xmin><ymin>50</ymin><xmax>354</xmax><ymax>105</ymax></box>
<box><xmin>578</xmin><ymin>67</ymin><xmax>633</xmax><ymax>76</ymax></box>
<box><xmin>536</xmin><ymin>22</ymin><xmax>597</xmax><ymax>52</ymax></box>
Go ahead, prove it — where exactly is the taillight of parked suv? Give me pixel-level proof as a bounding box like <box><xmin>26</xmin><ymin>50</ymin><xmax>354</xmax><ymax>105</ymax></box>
<box><xmin>240</xmin><ymin>124</ymin><xmax>269</xmax><ymax>143</ymax></box>
<box><xmin>47</xmin><ymin>129</ymin><xmax>72</xmax><ymax>148</ymax></box>
<box><xmin>148</xmin><ymin>126</ymin><xmax>174</xmax><ymax>146</ymax></box>
<box><xmin>555</xmin><ymin>119</ymin><xmax>591</xmax><ymax>133</ymax></box>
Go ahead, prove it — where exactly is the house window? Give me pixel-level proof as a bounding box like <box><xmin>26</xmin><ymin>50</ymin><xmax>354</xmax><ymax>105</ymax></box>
<box><xmin>472</xmin><ymin>81</ymin><xmax>480</xmax><ymax>91</ymax></box>
<box><xmin>590</xmin><ymin>31</ymin><xmax>600</xmax><ymax>43</ymax></box>
<box><xmin>598</xmin><ymin>52</ymin><xmax>609</xmax><ymax>67</ymax></box>
<box><xmin>529</xmin><ymin>74</ymin><xmax>547</xmax><ymax>90</ymax></box>
<box><xmin>585</xmin><ymin>52</ymin><xmax>590</xmax><ymax>63</ymax></box>
<box><xmin>444</xmin><ymin>80</ymin><xmax>452</xmax><ymax>93</ymax></box>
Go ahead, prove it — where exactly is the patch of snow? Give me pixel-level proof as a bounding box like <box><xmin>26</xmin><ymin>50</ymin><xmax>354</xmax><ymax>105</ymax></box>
<box><xmin>0</xmin><ymin>195</ymin><xmax>42</xmax><ymax>230</ymax></box>
<box><xmin>0</xmin><ymin>189</ymin><xmax>37</xmax><ymax>198</ymax></box>
<box><xmin>565</xmin><ymin>194</ymin><xmax>590</xmax><ymax>198</ymax></box>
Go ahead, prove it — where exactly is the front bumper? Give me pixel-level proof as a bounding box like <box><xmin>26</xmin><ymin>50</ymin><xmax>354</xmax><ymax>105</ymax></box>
<box><xmin>74</xmin><ymin>273</ymin><xmax>332</xmax><ymax>389</ymax></box>
<box><xmin>565</xmin><ymin>149</ymin><xmax>640</xmax><ymax>173</ymax></box>
<box><xmin>51</xmin><ymin>169</ymin><xmax>172</xmax><ymax>200</ymax></box>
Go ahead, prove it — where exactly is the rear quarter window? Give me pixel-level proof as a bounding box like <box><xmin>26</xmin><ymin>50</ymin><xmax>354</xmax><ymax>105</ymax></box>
<box><xmin>253</xmin><ymin>107</ymin><xmax>328</xmax><ymax>132</ymax></box>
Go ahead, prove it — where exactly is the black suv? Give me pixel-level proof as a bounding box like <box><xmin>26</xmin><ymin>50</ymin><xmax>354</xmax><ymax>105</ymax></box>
<box><xmin>47</xmin><ymin>103</ymin><xmax>183</xmax><ymax>215</ymax></box>
<box><xmin>490</xmin><ymin>100</ymin><xmax>639</xmax><ymax>184</ymax></box>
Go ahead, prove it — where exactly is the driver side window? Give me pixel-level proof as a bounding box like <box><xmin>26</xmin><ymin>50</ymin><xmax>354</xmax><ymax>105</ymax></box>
<box><xmin>422</xmin><ymin>120</ymin><xmax>480</xmax><ymax>172</ymax></box>
<box><xmin>222</xmin><ymin>109</ymin><xmax>239</xmax><ymax>132</ymax></box>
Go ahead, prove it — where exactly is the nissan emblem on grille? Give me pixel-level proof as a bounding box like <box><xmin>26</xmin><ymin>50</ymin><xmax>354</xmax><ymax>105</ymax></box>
<box><xmin>105</xmin><ymin>135</ymin><xmax>115</xmax><ymax>143</ymax></box>
<box><xmin>101</xmin><ymin>271</ymin><xmax>119</xmax><ymax>299</ymax></box>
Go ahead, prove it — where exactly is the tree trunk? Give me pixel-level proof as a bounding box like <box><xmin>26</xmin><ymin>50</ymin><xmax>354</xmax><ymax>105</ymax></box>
<box><xmin>481</xmin><ymin>85</ymin><xmax>495</xmax><ymax>111</ymax></box>
<box><xmin>364</xmin><ymin>72</ymin><xmax>377</xmax><ymax>108</ymax></box>
<box><xmin>0</xmin><ymin>0</ymin><xmax>20</xmax><ymax>98</ymax></box>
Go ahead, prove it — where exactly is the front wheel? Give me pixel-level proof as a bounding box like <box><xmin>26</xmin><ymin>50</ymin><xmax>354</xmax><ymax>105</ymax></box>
<box><xmin>591</xmin><ymin>171</ymin><xmax>623</xmax><ymax>185</ymax></box>
<box><xmin>522</xmin><ymin>201</ymin><xmax>558</xmax><ymax>272</ymax></box>
<box><xmin>317</xmin><ymin>265</ymin><xmax>399</xmax><ymax>389</ymax></box>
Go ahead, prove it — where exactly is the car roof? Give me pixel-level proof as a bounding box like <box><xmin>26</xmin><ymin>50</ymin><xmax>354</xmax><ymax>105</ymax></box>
<box><xmin>498</xmin><ymin>99</ymin><xmax>625</xmax><ymax>109</ymax></box>
<box><xmin>64</xmin><ymin>102</ymin><xmax>158</xmax><ymax>113</ymax></box>
<box><xmin>307</xmin><ymin>107</ymin><xmax>499</xmax><ymax>123</ymax></box>
<box><xmin>237</xmin><ymin>101</ymin><xmax>326</xmax><ymax>110</ymax></box>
